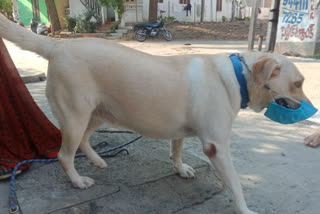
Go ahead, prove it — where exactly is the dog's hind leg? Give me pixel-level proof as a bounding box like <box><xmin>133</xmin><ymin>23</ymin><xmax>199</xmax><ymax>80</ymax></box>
<box><xmin>170</xmin><ymin>138</ymin><xmax>195</xmax><ymax>178</ymax></box>
<box><xmin>57</xmin><ymin>112</ymin><xmax>95</xmax><ymax>189</ymax></box>
<box><xmin>79</xmin><ymin>118</ymin><xmax>107</xmax><ymax>169</ymax></box>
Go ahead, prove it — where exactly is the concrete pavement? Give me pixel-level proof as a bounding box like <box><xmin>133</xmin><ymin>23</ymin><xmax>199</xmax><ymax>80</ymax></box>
<box><xmin>0</xmin><ymin>40</ymin><xmax>319</xmax><ymax>214</ymax></box>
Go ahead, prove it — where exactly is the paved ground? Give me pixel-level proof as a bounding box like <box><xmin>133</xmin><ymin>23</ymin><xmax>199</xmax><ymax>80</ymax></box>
<box><xmin>0</xmin><ymin>40</ymin><xmax>320</xmax><ymax>214</ymax></box>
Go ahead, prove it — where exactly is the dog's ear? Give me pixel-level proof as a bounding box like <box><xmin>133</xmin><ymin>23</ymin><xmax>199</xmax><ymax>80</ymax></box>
<box><xmin>252</xmin><ymin>58</ymin><xmax>281</xmax><ymax>88</ymax></box>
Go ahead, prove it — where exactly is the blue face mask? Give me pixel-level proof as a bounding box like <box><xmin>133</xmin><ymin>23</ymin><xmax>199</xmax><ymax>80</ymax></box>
<box><xmin>265</xmin><ymin>100</ymin><xmax>318</xmax><ymax>124</ymax></box>
<box><xmin>264</xmin><ymin>92</ymin><xmax>318</xmax><ymax>124</ymax></box>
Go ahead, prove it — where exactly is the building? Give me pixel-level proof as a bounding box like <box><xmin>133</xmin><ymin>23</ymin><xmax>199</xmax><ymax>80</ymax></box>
<box><xmin>125</xmin><ymin>0</ymin><xmax>234</xmax><ymax>23</ymax></box>
<box><xmin>68</xmin><ymin>0</ymin><xmax>237</xmax><ymax>24</ymax></box>
<box><xmin>16</xmin><ymin>0</ymin><xmax>50</xmax><ymax>26</ymax></box>
<box><xmin>15</xmin><ymin>0</ymin><xmax>68</xmax><ymax>28</ymax></box>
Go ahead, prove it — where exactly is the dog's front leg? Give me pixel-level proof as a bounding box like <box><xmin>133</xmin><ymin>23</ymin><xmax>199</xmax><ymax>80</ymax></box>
<box><xmin>170</xmin><ymin>138</ymin><xmax>195</xmax><ymax>178</ymax></box>
<box><xmin>202</xmin><ymin>140</ymin><xmax>257</xmax><ymax>214</ymax></box>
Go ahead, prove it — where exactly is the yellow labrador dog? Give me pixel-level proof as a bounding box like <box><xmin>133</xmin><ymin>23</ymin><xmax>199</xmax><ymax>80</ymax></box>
<box><xmin>0</xmin><ymin>14</ymin><xmax>311</xmax><ymax>214</ymax></box>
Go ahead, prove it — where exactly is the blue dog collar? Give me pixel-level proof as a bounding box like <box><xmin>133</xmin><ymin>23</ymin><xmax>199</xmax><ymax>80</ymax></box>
<box><xmin>229</xmin><ymin>54</ymin><xmax>249</xmax><ymax>109</ymax></box>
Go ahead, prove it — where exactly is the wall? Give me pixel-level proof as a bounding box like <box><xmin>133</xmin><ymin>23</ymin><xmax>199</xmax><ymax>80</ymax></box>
<box><xmin>264</xmin><ymin>0</ymin><xmax>273</xmax><ymax>7</ymax></box>
<box><xmin>56</xmin><ymin>0</ymin><xmax>69</xmax><ymax>29</ymax></box>
<box><xmin>141</xmin><ymin>0</ymin><xmax>149</xmax><ymax>21</ymax></box>
<box><xmin>157</xmin><ymin>0</ymin><xmax>197</xmax><ymax>22</ymax></box>
<box><xmin>153</xmin><ymin>0</ymin><xmax>232</xmax><ymax>23</ymax></box>
<box><xmin>215</xmin><ymin>0</ymin><xmax>232</xmax><ymax>21</ymax></box>
<box><xmin>38</xmin><ymin>0</ymin><xmax>49</xmax><ymax>24</ymax></box>
<box><xmin>69</xmin><ymin>0</ymin><xmax>87</xmax><ymax>18</ymax></box>
<box><xmin>123</xmin><ymin>0</ymin><xmax>144</xmax><ymax>23</ymax></box>
<box><xmin>17</xmin><ymin>0</ymin><xmax>50</xmax><ymax>26</ymax></box>
<box><xmin>17</xmin><ymin>0</ymin><xmax>33</xmax><ymax>25</ymax></box>
<box><xmin>123</xmin><ymin>0</ymin><xmax>233</xmax><ymax>23</ymax></box>
<box><xmin>275</xmin><ymin>0</ymin><xmax>320</xmax><ymax>56</ymax></box>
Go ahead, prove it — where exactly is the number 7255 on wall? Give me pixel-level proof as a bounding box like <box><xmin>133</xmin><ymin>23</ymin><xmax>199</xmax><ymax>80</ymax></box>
<box><xmin>282</xmin><ymin>11</ymin><xmax>306</xmax><ymax>24</ymax></box>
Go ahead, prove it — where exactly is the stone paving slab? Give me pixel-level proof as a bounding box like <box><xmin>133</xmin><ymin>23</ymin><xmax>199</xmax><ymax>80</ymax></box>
<box><xmin>1</xmin><ymin>135</ymin><xmax>222</xmax><ymax>214</ymax></box>
<box><xmin>50</xmin><ymin>167</ymin><xmax>221</xmax><ymax>214</ymax></box>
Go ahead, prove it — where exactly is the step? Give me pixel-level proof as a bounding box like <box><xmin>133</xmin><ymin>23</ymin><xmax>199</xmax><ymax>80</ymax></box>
<box><xmin>106</xmin><ymin>35</ymin><xmax>122</xmax><ymax>40</ymax></box>
<box><xmin>115</xmin><ymin>29</ymin><xmax>128</xmax><ymax>34</ymax></box>
<box><xmin>120</xmin><ymin>26</ymin><xmax>133</xmax><ymax>30</ymax></box>
<box><xmin>96</xmin><ymin>29</ymin><xmax>110</xmax><ymax>33</ymax></box>
<box><xmin>108</xmin><ymin>32</ymin><xmax>124</xmax><ymax>37</ymax></box>
<box><xmin>97</xmin><ymin>27</ymin><xmax>111</xmax><ymax>30</ymax></box>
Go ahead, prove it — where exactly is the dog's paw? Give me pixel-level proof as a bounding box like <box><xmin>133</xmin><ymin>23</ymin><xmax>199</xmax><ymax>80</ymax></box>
<box><xmin>72</xmin><ymin>176</ymin><xmax>95</xmax><ymax>189</ymax></box>
<box><xmin>92</xmin><ymin>158</ymin><xmax>108</xmax><ymax>169</ymax></box>
<box><xmin>175</xmin><ymin>163</ymin><xmax>196</xmax><ymax>178</ymax></box>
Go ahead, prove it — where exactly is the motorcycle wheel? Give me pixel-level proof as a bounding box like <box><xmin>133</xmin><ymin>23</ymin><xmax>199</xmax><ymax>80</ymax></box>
<box><xmin>162</xmin><ymin>29</ymin><xmax>173</xmax><ymax>41</ymax></box>
<box><xmin>135</xmin><ymin>29</ymin><xmax>147</xmax><ymax>42</ymax></box>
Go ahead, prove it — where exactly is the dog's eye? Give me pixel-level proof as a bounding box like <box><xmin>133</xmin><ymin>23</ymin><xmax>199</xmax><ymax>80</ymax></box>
<box><xmin>294</xmin><ymin>81</ymin><xmax>302</xmax><ymax>88</ymax></box>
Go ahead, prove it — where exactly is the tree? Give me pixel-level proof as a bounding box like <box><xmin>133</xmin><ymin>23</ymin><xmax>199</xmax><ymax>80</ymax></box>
<box><xmin>0</xmin><ymin>0</ymin><xmax>12</xmax><ymax>18</ymax></box>
<box><xmin>45</xmin><ymin>0</ymin><xmax>61</xmax><ymax>35</ymax></box>
<box><xmin>99</xmin><ymin>0</ymin><xmax>124</xmax><ymax>22</ymax></box>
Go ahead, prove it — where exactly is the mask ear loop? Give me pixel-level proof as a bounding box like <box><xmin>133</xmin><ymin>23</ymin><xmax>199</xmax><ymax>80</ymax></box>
<box><xmin>264</xmin><ymin>84</ymin><xmax>301</xmax><ymax>105</ymax></box>
<box><xmin>264</xmin><ymin>84</ymin><xmax>276</xmax><ymax>102</ymax></box>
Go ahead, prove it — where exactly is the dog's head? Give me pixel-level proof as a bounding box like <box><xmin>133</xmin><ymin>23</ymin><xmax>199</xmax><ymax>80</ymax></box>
<box><xmin>248</xmin><ymin>56</ymin><xmax>310</xmax><ymax>112</ymax></box>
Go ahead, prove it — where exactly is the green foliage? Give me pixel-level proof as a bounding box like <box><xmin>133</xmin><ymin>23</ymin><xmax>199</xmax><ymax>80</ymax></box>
<box><xmin>313</xmin><ymin>53</ymin><xmax>320</xmax><ymax>59</ymax></box>
<box><xmin>65</xmin><ymin>16</ymin><xmax>77</xmax><ymax>32</ymax></box>
<box><xmin>112</xmin><ymin>20</ymin><xmax>120</xmax><ymax>30</ymax></box>
<box><xmin>233</xmin><ymin>16</ymin><xmax>250</xmax><ymax>21</ymax></box>
<box><xmin>107</xmin><ymin>29</ymin><xmax>116</xmax><ymax>33</ymax></box>
<box><xmin>99</xmin><ymin>0</ymin><xmax>124</xmax><ymax>20</ymax></box>
<box><xmin>0</xmin><ymin>0</ymin><xmax>12</xmax><ymax>13</ymax></box>
<box><xmin>222</xmin><ymin>16</ymin><xmax>227</xmax><ymax>22</ymax></box>
<box><xmin>73</xmin><ymin>10</ymin><xmax>98</xmax><ymax>33</ymax></box>
<box><xmin>161</xmin><ymin>16</ymin><xmax>176</xmax><ymax>23</ymax></box>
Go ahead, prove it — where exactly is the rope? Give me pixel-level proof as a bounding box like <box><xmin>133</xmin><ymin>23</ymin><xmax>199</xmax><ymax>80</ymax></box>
<box><xmin>8</xmin><ymin>134</ymin><xmax>142</xmax><ymax>214</ymax></box>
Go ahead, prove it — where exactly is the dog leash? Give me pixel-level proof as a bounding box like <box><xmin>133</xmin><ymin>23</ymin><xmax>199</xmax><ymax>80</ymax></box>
<box><xmin>8</xmin><ymin>132</ymin><xmax>142</xmax><ymax>214</ymax></box>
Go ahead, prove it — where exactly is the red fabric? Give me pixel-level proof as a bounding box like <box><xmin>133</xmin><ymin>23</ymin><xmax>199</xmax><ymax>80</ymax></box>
<box><xmin>0</xmin><ymin>38</ymin><xmax>61</xmax><ymax>170</ymax></box>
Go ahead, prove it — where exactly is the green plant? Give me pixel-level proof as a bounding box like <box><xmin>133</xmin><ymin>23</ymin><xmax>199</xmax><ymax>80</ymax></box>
<box><xmin>160</xmin><ymin>16</ymin><xmax>176</xmax><ymax>23</ymax></box>
<box><xmin>112</xmin><ymin>20</ymin><xmax>121</xmax><ymax>30</ymax></box>
<box><xmin>244</xmin><ymin>16</ymin><xmax>250</xmax><ymax>21</ymax></box>
<box><xmin>74</xmin><ymin>17</ymin><xmax>84</xmax><ymax>33</ymax></box>
<box><xmin>222</xmin><ymin>16</ymin><xmax>227</xmax><ymax>22</ymax></box>
<box><xmin>107</xmin><ymin>29</ymin><xmax>116</xmax><ymax>33</ymax></box>
<box><xmin>234</xmin><ymin>17</ymin><xmax>242</xmax><ymax>21</ymax></box>
<box><xmin>313</xmin><ymin>53</ymin><xmax>320</xmax><ymax>59</ymax></box>
<box><xmin>0</xmin><ymin>0</ymin><xmax>12</xmax><ymax>14</ymax></box>
<box><xmin>83</xmin><ymin>9</ymin><xmax>97</xmax><ymax>33</ymax></box>
<box><xmin>74</xmin><ymin>9</ymin><xmax>98</xmax><ymax>33</ymax></box>
<box><xmin>65</xmin><ymin>16</ymin><xmax>77</xmax><ymax>32</ymax></box>
<box><xmin>99</xmin><ymin>0</ymin><xmax>124</xmax><ymax>21</ymax></box>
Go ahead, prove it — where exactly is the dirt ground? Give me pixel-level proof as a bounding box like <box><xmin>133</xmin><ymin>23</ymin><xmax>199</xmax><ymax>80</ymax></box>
<box><xmin>123</xmin><ymin>19</ymin><xmax>268</xmax><ymax>41</ymax></box>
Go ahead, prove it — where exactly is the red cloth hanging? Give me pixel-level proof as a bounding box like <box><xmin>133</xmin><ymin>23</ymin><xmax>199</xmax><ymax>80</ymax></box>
<box><xmin>0</xmin><ymin>37</ymin><xmax>61</xmax><ymax>170</ymax></box>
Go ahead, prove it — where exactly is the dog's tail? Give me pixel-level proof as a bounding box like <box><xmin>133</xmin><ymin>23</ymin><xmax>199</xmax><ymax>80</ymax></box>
<box><xmin>0</xmin><ymin>13</ymin><xmax>56</xmax><ymax>59</ymax></box>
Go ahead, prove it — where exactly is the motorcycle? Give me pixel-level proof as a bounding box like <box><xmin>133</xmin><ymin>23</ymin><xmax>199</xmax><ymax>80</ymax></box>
<box><xmin>31</xmin><ymin>19</ymin><xmax>50</xmax><ymax>36</ymax></box>
<box><xmin>36</xmin><ymin>23</ymin><xmax>49</xmax><ymax>35</ymax></box>
<box><xmin>134</xmin><ymin>10</ymin><xmax>173</xmax><ymax>42</ymax></box>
